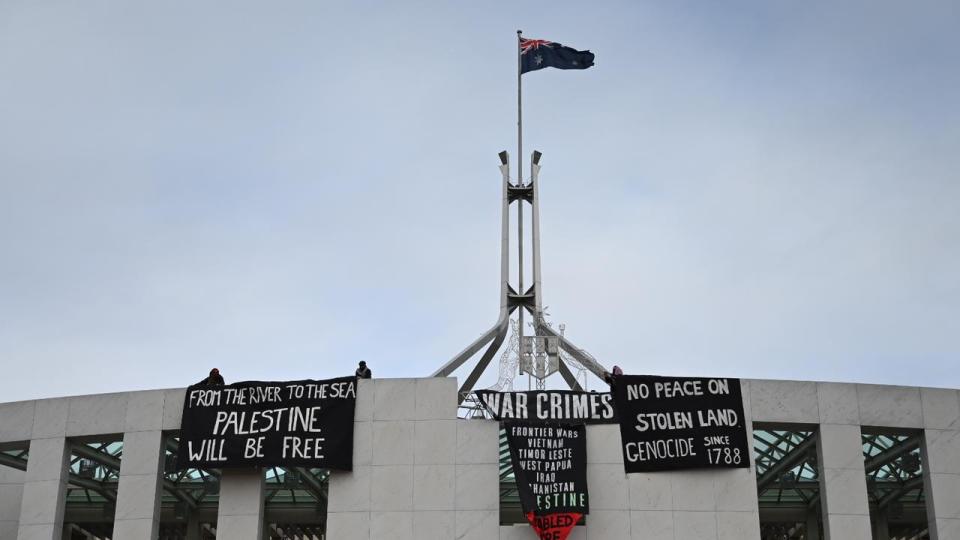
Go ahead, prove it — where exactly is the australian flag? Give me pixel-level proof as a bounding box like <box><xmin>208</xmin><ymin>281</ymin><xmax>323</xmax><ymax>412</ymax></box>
<box><xmin>520</xmin><ymin>37</ymin><xmax>594</xmax><ymax>74</ymax></box>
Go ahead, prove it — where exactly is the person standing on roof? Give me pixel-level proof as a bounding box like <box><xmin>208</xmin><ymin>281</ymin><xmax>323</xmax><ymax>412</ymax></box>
<box><xmin>355</xmin><ymin>361</ymin><xmax>372</xmax><ymax>379</ymax></box>
<box><xmin>603</xmin><ymin>365</ymin><xmax>624</xmax><ymax>386</ymax></box>
<box><xmin>198</xmin><ymin>368</ymin><xmax>225</xmax><ymax>386</ymax></box>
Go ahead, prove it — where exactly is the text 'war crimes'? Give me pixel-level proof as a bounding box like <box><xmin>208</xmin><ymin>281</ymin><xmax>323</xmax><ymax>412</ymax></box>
<box><xmin>479</xmin><ymin>392</ymin><xmax>615</xmax><ymax>421</ymax></box>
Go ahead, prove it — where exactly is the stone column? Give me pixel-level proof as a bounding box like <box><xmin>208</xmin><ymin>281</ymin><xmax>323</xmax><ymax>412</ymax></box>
<box><xmin>0</xmin><ymin>461</ymin><xmax>25</xmax><ymax>540</ymax></box>
<box><xmin>920</xmin><ymin>388</ymin><xmax>960</xmax><ymax>540</ymax></box>
<box><xmin>816</xmin><ymin>424</ymin><xmax>872</xmax><ymax>540</ymax></box>
<box><xmin>216</xmin><ymin>468</ymin><xmax>265</xmax><ymax>540</ymax></box>
<box><xmin>112</xmin><ymin>431</ymin><xmax>164</xmax><ymax>539</ymax></box>
<box><xmin>16</xmin><ymin>437</ymin><xmax>69</xmax><ymax>540</ymax></box>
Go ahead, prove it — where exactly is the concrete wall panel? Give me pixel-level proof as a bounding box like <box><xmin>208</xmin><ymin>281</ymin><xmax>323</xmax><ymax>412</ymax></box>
<box><xmin>817</xmin><ymin>423</ymin><xmax>871</xmax><ymax>540</ymax></box>
<box><xmin>370</xmin><ymin>511</ymin><xmax>413</xmax><ymax>540</ymax></box>
<box><xmin>354</xmin><ymin>379</ymin><xmax>374</xmax><ymax>422</ymax></box>
<box><xmin>500</xmin><ymin>525</ymin><xmax>538</xmax><ymax>540</ymax></box>
<box><xmin>0</xmin><ymin>521</ymin><xmax>18</xmax><ymax>540</ymax></box>
<box><xmin>352</xmin><ymin>421</ymin><xmax>373</xmax><ymax>467</ymax></box>
<box><xmin>454</xmin><ymin>464</ymin><xmax>497</xmax><ymax>511</ymax></box>
<box><xmin>670</xmin><ymin>471</ymin><xmax>716</xmax><ymax>512</ymax></box>
<box><xmin>454</xmin><ymin>510</ymin><xmax>498</xmax><ymax>540</ymax></box>
<box><xmin>30</xmin><ymin>400</ymin><xmax>66</xmax><ymax>441</ymax></box>
<box><xmin>371</xmin><ymin>420</ymin><xmax>414</xmax><ymax>465</ymax></box>
<box><xmin>585</xmin><ymin>510</ymin><xmax>630</xmax><ymax>539</ymax></box>
<box><xmin>115</xmin><ymin>474</ymin><xmax>161</xmax><ymax>521</ymax></box>
<box><xmin>17</xmin><ymin>437</ymin><xmax>68</xmax><ymax>540</ymax></box>
<box><xmin>0</xmin><ymin>402</ymin><xmax>34</xmax><ymax>443</ymax></box>
<box><xmin>817</xmin><ymin>382</ymin><xmax>860</xmax><ymax>425</ymax></box>
<box><xmin>110</xmin><ymin>519</ymin><xmax>155</xmax><ymax>540</ymax></box>
<box><xmin>123</xmin><ymin>391</ymin><xmax>165</xmax><ymax>433</ymax></box>
<box><xmin>372</xmin><ymin>379</ymin><xmax>416</xmax><ymax>421</ymax></box>
<box><xmin>857</xmin><ymin>384</ymin><xmax>923</xmax><ymax>428</ymax></box>
<box><xmin>414</xmin><ymin>420</ymin><xmax>456</xmax><ymax>465</ymax></box>
<box><xmin>585</xmin><ymin>424</ymin><xmax>622</xmax><ymax>464</ymax></box>
<box><xmin>114</xmin><ymin>430</ymin><xmax>164</xmax><ymax>540</ymax></box>
<box><xmin>0</xmin><ymin>479</ymin><xmax>23</xmax><ymax>522</ymax></box>
<box><xmin>215</xmin><ymin>468</ymin><xmax>264</xmax><ymax>540</ymax></box>
<box><xmin>630</xmin><ymin>510</ymin><xmax>674</xmax><ymax>540</ymax></box>
<box><xmin>414</xmin><ymin>511</ymin><xmax>454</xmax><ymax>540</ymax></box>
<box><xmin>749</xmin><ymin>379</ymin><xmax>819</xmax><ymax>424</ymax></box>
<box><xmin>673</xmin><ymin>510</ymin><xmax>718</xmax><ymax>540</ymax></box>
<box><xmin>0</xmin><ymin>466</ymin><xmax>26</xmax><ymax>540</ymax></box>
<box><xmin>586</xmin><ymin>464</ymin><xmax>628</xmax><ymax>510</ymax></box>
<box><xmin>456</xmin><ymin>419</ymin><xmax>498</xmax><ymax>464</ymax></box>
<box><xmin>717</xmin><ymin>511</ymin><xmax>761</xmax><ymax>540</ymax></box>
<box><xmin>415</xmin><ymin>378</ymin><xmax>457</xmax><ymax>420</ymax></box>
<box><xmin>160</xmin><ymin>389</ymin><xmax>185</xmax><ymax>431</ymax></box>
<box><xmin>922</xmin><ymin>388</ymin><xmax>960</xmax><ymax>430</ymax></box>
<box><xmin>327</xmin><ymin>466</ymin><xmax>371</xmax><ymax>513</ymax></box>
<box><xmin>413</xmin><ymin>465</ymin><xmax>455</xmax><ymax>511</ymax></box>
<box><xmin>67</xmin><ymin>393</ymin><xmax>127</xmax><ymax>437</ymax></box>
<box><xmin>927</xmin><ymin>472</ymin><xmax>960</xmax><ymax>520</ymax></box>
<box><xmin>714</xmin><ymin>468</ymin><xmax>759</xmax><ymax>513</ymax></box>
<box><xmin>22</xmin><ymin>439</ymin><xmax>66</xmax><ymax>484</ymax></box>
<box><xmin>325</xmin><ymin>511</ymin><xmax>370</xmax><ymax>540</ymax></box>
<box><xmin>14</xmin><ymin>524</ymin><xmax>59</xmax><ymax>540</ymax></box>
<box><xmin>370</xmin><ymin>465</ymin><xmax>414</xmax><ymax>512</ymax></box>
<box><xmin>627</xmin><ymin>473</ymin><xmax>672</xmax><ymax>511</ymax></box>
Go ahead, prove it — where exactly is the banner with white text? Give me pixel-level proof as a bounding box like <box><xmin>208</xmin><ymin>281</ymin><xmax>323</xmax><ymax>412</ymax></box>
<box><xmin>505</xmin><ymin>422</ymin><xmax>589</xmax><ymax>515</ymax></box>
<box><xmin>177</xmin><ymin>377</ymin><xmax>356</xmax><ymax>470</ymax></box>
<box><xmin>474</xmin><ymin>390</ymin><xmax>617</xmax><ymax>424</ymax></box>
<box><xmin>505</xmin><ymin>422</ymin><xmax>588</xmax><ymax>540</ymax></box>
<box><xmin>611</xmin><ymin>375</ymin><xmax>750</xmax><ymax>473</ymax></box>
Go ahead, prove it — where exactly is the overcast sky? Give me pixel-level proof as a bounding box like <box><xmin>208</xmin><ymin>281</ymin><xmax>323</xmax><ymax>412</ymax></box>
<box><xmin>1</xmin><ymin>1</ymin><xmax>958</xmax><ymax>402</ymax></box>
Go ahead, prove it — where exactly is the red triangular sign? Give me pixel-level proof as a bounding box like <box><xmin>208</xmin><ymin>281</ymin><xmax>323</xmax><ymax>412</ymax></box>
<box><xmin>526</xmin><ymin>512</ymin><xmax>582</xmax><ymax>540</ymax></box>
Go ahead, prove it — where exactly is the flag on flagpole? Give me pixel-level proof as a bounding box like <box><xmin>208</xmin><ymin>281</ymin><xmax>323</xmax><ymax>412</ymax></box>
<box><xmin>520</xmin><ymin>37</ymin><xmax>595</xmax><ymax>74</ymax></box>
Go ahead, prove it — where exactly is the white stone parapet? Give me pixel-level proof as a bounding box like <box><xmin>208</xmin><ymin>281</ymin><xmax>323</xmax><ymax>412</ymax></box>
<box><xmin>0</xmin><ymin>378</ymin><xmax>957</xmax><ymax>539</ymax></box>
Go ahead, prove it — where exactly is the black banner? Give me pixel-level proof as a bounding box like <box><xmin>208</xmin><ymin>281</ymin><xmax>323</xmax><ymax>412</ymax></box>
<box><xmin>612</xmin><ymin>375</ymin><xmax>750</xmax><ymax>473</ymax></box>
<box><xmin>505</xmin><ymin>422</ymin><xmax>589</xmax><ymax>516</ymax></box>
<box><xmin>177</xmin><ymin>377</ymin><xmax>356</xmax><ymax>470</ymax></box>
<box><xmin>474</xmin><ymin>390</ymin><xmax>617</xmax><ymax>424</ymax></box>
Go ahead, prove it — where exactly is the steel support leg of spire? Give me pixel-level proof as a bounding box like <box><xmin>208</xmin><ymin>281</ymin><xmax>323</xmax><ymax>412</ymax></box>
<box><xmin>557</xmin><ymin>357</ymin><xmax>584</xmax><ymax>392</ymax></box>
<box><xmin>432</xmin><ymin>321</ymin><xmax>500</xmax><ymax>378</ymax></box>
<box><xmin>457</xmin><ymin>311</ymin><xmax>512</xmax><ymax>403</ymax></box>
<box><xmin>530</xmin><ymin>156</ymin><xmax>607</xmax><ymax>385</ymax></box>
<box><xmin>435</xmin><ymin>155</ymin><xmax>513</xmax><ymax>387</ymax></box>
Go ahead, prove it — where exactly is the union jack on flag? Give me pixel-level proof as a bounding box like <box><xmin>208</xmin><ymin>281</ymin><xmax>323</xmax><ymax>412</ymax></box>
<box><xmin>520</xmin><ymin>37</ymin><xmax>594</xmax><ymax>74</ymax></box>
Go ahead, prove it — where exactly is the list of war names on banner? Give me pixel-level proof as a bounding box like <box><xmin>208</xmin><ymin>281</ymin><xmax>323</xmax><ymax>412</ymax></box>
<box><xmin>612</xmin><ymin>375</ymin><xmax>750</xmax><ymax>473</ymax></box>
<box><xmin>506</xmin><ymin>422</ymin><xmax>589</xmax><ymax>515</ymax></box>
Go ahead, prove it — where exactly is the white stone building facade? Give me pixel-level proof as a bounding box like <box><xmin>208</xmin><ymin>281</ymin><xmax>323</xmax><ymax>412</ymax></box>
<box><xmin>0</xmin><ymin>377</ymin><xmax>958</xmax><ymax>540</ymax></box>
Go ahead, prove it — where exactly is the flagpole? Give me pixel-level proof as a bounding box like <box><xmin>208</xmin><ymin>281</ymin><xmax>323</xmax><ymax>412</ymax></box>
<box><xmin>516</xmin><ymin>29</ymin><xmax>527</xmax><ymax>389</ymax></box>
<box><xmin>517</xmin><ymin>29</ymin><xmax>523</xmax><ymax>188</ymax></box>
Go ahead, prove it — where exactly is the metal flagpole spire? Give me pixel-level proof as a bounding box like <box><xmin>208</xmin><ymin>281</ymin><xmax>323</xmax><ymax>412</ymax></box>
<box><xmin>517</xmin><ymin>30</ymin><xmax>523</xmax><ymax>187</ymax></box>
<box><xmin>433</xmin><ymin>30</ymin><xmax>609</xmax><ymax>404</ymax></box>
<box><xmin>517</xmin><ymin>30</ymin><xmax>525</xmax><ymax>389</ymax></box>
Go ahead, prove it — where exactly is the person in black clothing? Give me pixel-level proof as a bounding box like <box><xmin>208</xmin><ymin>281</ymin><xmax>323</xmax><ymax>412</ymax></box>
<box><xmin>198</xmin><ymin>368</ymin><xmax>225</xmax><ymax>386</ymax></box>
<box><xmin>355</xmin><ymin>361</ymin><xmax>372</xmax><ymax>379</ymax></box>
<box><xmin>603</xmin><ymin>365</ymin><xmax>623</xmax><ymax>386</ymax></box>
